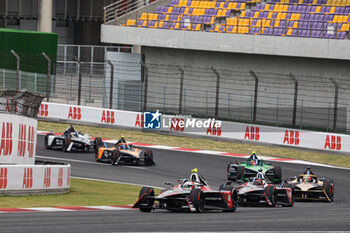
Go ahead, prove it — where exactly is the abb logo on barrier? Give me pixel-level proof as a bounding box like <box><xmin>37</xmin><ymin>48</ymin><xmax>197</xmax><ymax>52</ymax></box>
<box><xmin>22</xmin><ymin>168</ymin><xmax>33</xmax><ymax>189</ymax></box>
<box><xmin>17</xmin><ymin>125</ymin><xmax>35</xmax><ymax>158</ymax></box>
<box><xmin>58</xmin><ymin>168</ymin><xmax>63</xmax><ymax>187</ymax></box>
<box><xmin>38</xmin><ymin>103</ymin><xmax>48</xmax><ymax>117</ymax></box>
<box><xmin>0</xmin><ymin>122</ymin><xmax>13</xmax><ymax>156</ymax></box>
<box><xmin>18</xmin><ymin>124</ymin><xmax>26</xmax><ymax>157</ymax></box>
<box><xmin>0</xmin><ymin>167</ymin><xmax>7</xmax><ymax>189</ymax></box>
<box><xmin>101</xmin><ymin>110</ymin><xmax>115</xmax><ymax>124</ymax></box>
<box><xmin>244</xmin><ymin>126</ymin><xmax>260</xmax><ymax>141</ymax></box>
<box><xmin>170</xmin><ymin>118</ymin><xmax>184</xmax><ymax>132</ymax></box>
<box><xmin>206</xmin><ymin>124</ymin><xmax>222</xmax><ymax>136</ymax></box>
<box><xmin>43</xmin><ymin>167</ymin><xmax>51</xmax><ymax>188</ymax></box>
<box><xmin>324</xmin><ymin>135</ymin><xmax>341</xmax><ymax>151</ymax></box>
<box><xmin>283</xmin><ymin>130</ymin><xmax>300</xmax><ymax>145</ymax></box>
<box><xmin>67</xmin><ymin>167</ymin><xmax>70</xmax><ymax>186</ymax></box>
<box><xmin>135</xmin><ymin>114</ymin><xmax>144</xmax><ymax>128</ymax></box>
<box><xmin>68</xmin><ymin>106</ymin><xmax>81</xmax><ymax>120</ymax></box>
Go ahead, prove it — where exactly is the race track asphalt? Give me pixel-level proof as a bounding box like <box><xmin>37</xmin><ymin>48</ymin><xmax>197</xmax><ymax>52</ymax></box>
<box><xmin>0</xmin><ymin>135</ymin><xmax>349</xmax><ymax>233</ymax></box>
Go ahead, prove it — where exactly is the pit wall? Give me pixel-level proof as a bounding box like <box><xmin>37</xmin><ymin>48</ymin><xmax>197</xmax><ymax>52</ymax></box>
<box><xmin>0</xmin><ymin>113</ymin><xmax>37</xmax><ymax>165</ymax></box>
<box><xmin>38</xmin><ymin>102</ymin><xmax>349</xmax><ymax>153</ymax></box>
<box><xmin>0</xmin><ymin>165</ymin><xmax>70</xmax><ymax>194</ymax></box>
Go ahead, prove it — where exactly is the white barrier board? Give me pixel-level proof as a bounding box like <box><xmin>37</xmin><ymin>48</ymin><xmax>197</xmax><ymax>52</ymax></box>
<box><xmin>38</xmin><ymin>102</ymin><xmax>349</xmax><ymax>153</ymax></box>
<box><xmin>0</xmin><ymin>165</ymin><xmax>70</xmax><ymax>191</ymax></box>
<box><xmin>0</xmin><ymin>114</ymin><xmax>38</xmax><ymax>164</ymax></box>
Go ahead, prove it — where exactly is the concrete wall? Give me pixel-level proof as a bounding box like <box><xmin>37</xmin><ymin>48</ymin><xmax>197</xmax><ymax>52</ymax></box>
<box><xmin>101</xmin><ymin>25</ymin><xmax>350</xmax><ymax>61</ymax></box>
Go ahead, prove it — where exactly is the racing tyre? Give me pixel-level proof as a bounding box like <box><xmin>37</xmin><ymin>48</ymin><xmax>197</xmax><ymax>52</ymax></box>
<box><xmin>138</xmin><ymin>187</ymin><xmax>155</xmax><ymax>212</ymax></box>
<box><xmin>265</xmin><ymin>185</ymin><xmax>276</xmax><ymax>207</ymax></box>
<box><xmin>222</xmin><ymin>187</ymin><xmax>238</xmax><ymax>212</ymax></box>
<box><xmin>62</xmin><ymin>136</ymin><xmax>72</xmax><ymax>152</ymax></box>
<box><xmin>190</xmin><ymin>188</ymin><xmax>205</xmax><ymax>213</ymax></box>
<box><xmin>94</xmin><ymin>138</ymin><xmax>103</xmax><ymax>151</ymax></box>
<box><xmin>111</xmin><ymin>150</ymin><xmax>120</xmax><ymax>165</ymax></box>
<box><xmin>323</xmin><ymin>180</ymin><xmax>334</xmax><ymax>202</ymax></box>
<box><xmin>282</xmin><ymin>183</ymin><xmax>295</xmax><ymax>207</ymax></box>
<box><xmin>236</xmin><ymin>166</ymin><xmax>245</xmax><ymax>181</ymax></box>
<box><xmin>44</xmin><ymin>133</ymin><xmax>54</xmax><ymax>149</ymax></box>
<box><xmin>227</xmin><ymin>163</ymin><xmax>235</xmax><ymax>181</ymax></box>
<box><xmin>273</xmin><ymin>166</ymin><xmax>282</xmax><ymax>183</ymax></box>
<box><xmin>144</xmin><ymin>149</ymin><xmax>154</xmax><ymax>165</ymax></box>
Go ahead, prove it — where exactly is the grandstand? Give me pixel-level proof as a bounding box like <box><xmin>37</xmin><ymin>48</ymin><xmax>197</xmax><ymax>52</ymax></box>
<box><xmin>119</xmin><ymin>0</ymin><xmax>350</xmax><ymax>39</ymax></box>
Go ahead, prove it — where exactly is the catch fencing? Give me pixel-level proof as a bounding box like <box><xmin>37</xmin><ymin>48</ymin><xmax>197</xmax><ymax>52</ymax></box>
<box><xmin>1</xmin><ymin>48</ymin><xmax>349</xmax><ymax>133</ymax></box>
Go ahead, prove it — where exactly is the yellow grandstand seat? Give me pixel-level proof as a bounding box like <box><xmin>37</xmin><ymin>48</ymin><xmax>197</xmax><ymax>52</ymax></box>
<box><xmin>315</xmin><ymin>6</ymin><xmax>321</xmax><ymax>13</ymax></box>
<box><xmin>240</xmin><ymin>3</ymin><xmax>246</xmax><ymax>10</ymax></box>
<box><xmin>140</xmin><ymin>13</ymin><xmax>148</xmax><ymax>20</ymax></box>
<box><xmin>286</xmin><ymin>28</ymin><xmax>293</xmax><ymax>36</ymax></box>
<box><xmin>281</xmin><ymin>12</ymin><xmax>287</xmax><ymax>19</ymax></box>
<box><xmin>254</xmin><ymin>12</ymin><xmax>260</xmax><ymax>18</ymax></box>
<box><xmin>274</xmin><ymin>19</ymin><xmax>280</xmax><ymax>27</ymax></box>
<box><xmin>264</xmin><ymin>4</ymin><xmax>270</xmax><ymax>11</ymax></box>
<box><xmin>219</xmin><ymin>2</ymin><xmax>225</xmax><ymax>8</ymax></box>
<box><xmin>241</xmin><ymin>11</ymin><xmax>247</xmax><ymax>17</ymax></box>
<box><xmin>168</xmin><ymin>7</ymin><xmax>173</xmax><ymax>13</ymax></box>
<box><xmin>312</xmin><ymin>0</ymin><xmax>318</xmax><ymax>4</ymax></box>
<box><xmin>340</xmin><ymin>23</ymin><xmax>350</xmax><ymax>31</ymax></box>
<box><xmin>330</xmin><ymin>7</ymin><xmax>336</xmax><ymax>13</ymax></box>
<box><xmin>126</xmin><ymin>19</ymin><xmax>136</xmax><ymax>26</ymax></box>
<box><xmin>292</xmin><ymin>21</ymin><xmax>298</xmax><ymax>28</ymax></box>
<box><xmin>267</xmin><ymin>12</ymin><xmax>273</xmax><ymax>18</ymax></box>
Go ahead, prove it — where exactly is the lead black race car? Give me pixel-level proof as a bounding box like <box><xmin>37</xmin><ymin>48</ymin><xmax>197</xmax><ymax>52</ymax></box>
<box><xmin>44</xmin><ymin>125</ymin><xmax>94</xmax><ymax>152</ymax></box>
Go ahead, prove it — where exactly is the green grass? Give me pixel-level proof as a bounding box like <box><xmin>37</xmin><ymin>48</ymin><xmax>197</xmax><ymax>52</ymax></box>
<box><xmin>0</xmin><ymin>178</ymin><xmax>145</xmax><ymax>208</ymax></box>
<box><xmin>38</xmin><ymin>121</ymin><xmax>350</xmax><ymax>168</ymax></box>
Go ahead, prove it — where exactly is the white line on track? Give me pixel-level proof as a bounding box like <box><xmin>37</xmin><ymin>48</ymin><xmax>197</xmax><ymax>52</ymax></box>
<box><xmin>72</xmin><ymin>176</ymin><xmax>163</xmax><ymax>189</ymax></box>
<box><xmin>36</xmin><ymin>155</ymin><xmax>147</xmax><ymax>169</ymax></box>
<box><xmin>36</xmin><ymin>155</ymin><xmax>109</xmax><ymax>166</ymax></box>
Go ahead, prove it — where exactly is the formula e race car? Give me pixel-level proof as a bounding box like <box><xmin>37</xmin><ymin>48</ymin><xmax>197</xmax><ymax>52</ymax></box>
<box><xmin>286</xmin><ymin>167</ymin><xmax>334</xmax><ymax>202</ymax></box>
<box><xmin>133</xmin><ymin>169</ymin><xmax>238</xmax><ymax>213</ymax></box>
<box><xmin>94</xmin><ymin>138</ymin><xmax>155</xmax><ymax>166</ymax></box>
<box><xmin>227</xmin><ymin>152</ymin><xmax>282</xmax><ymax>183</ymax></box>
<box><xmin>231</xmin><ymin>170</ymin><xmax>294</xmax><ymax>207</ymax></box>
<box><xmin>44</xmin><ymin>125</ymin><xmax>94</xmax><ymax>152</ymax></box>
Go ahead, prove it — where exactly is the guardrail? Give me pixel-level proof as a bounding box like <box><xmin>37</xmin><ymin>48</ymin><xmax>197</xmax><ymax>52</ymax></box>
<box><xmin>104</xmin><ymin>0</ymin><xmax>149</xmax><ymax>24</ymax></box>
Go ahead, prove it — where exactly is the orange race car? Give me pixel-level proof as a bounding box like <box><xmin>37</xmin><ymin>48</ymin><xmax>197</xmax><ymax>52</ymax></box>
<box><xmin>94</xmin><ymin>138</ymin><xmax>155</xmax><ymax>166</ymax></box>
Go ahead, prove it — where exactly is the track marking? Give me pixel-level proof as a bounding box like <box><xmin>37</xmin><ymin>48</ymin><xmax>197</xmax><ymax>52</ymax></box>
<box><xmin>36</xmin><ymin>155</ymin><xmax>146</xmax><ymax>169</ymax></box>
<box><xmin>71</xmin><ymin>176</ymin><xmax>163</xmax><ymax>189</ymax></box>
<box><xmin>36</xmin><ymin>155</ymin><xmax>110</xmax><ymax>166</ymax></box>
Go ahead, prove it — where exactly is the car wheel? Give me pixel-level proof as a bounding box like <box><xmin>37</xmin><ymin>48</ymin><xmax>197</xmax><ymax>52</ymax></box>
<box><xmin>44</xmin><ymin>133</ymin><xmax>54</xmax><ymax>149</ymax></box>
<box><xmin>323</xmin><ymin>180</ymin><xmax>334</xmax><ymax>202</ymax></box>
<box><xmin>265</xmin><ymin>185</ymin><xmax>276</xmax><ymax>207</ymax></box>
<box><xmin>190</xmin><ymin>188</ymin><xmax>205</xmax><ymax>213</ymax></box>
<box><xmin>282</xmin><ymin>183</ymin><xmax>295</xmax><ymax>207</ymax></box>
<box><xmin>227</xmin><ymin>163</ymin><xmax>235</xmax><ymax>181</ymax></box>
<box><xmin>273</xmin><ymin>166</ymin><xmax>282</xmax><ymax>183</ymax></box>
<box><xmin>144</xmin><ymin>149</ymin><xmax>154</xmax><ymax>165</ymax></box>
<box><xmin>111</xmin><ymin>150</ymin><xmax>120</xmax><ymax>165</ymax></box>
<box><xmin>237</xmin><ymin>166</ymin><xmax>245</xmax><ymax>181</ymax></box>
<box><xmin>94</xmin><ymin>137</ymin><xmax>103</xmax><ymax>151</ymax></box>
<box><xmin>221</xmin><ymin>186</ymin><xmax>238</xmax><ymax>212</ymax></box>
<box><xmin>95</xmin><ymin>147</ymin><xmax>100</xmax><ymax>162</ymax></box>
<box><xmin>138</xmin><ymin>187</ymin><xmax>155</xmax><ymax>212</ymax></box>
<box><xmin>62</xmin><ymin>136</ymin><xmax>71</xmax><ymax>152</ymax></box>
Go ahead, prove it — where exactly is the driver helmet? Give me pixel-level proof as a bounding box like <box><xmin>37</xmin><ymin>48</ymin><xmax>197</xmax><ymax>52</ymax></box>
<box><xmin>253</xmin><ymin>178</ymin><xmax>262</xmax><ymax>185</ymax></box>
<box><xmin>121</xmin><ymin>135</ymin><xmax>125</xmax><ymax>139</ymax></box>
<box><xmin>302</xmin><ymin>176</ymin><xmax>312</xmax><ymax>182</ymax></box>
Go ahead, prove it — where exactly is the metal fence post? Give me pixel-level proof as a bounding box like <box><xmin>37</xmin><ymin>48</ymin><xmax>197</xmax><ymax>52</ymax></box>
<box><xmin>10</xmin><ymin>50</ymin><xmax>20</xmax><ymax>91</ymax></box>
<box><xmin>211</xmin><ymin>66</ymin><xmax>220</xmax><ymax>118</ymax></box>
<box><xmin>75</xmin><ymin>56</ymin><xmax>82</xmax><ymax>105</ymax></box>
<box><xmin>330</xmin><ymin>78</ymin><xmax>339</xmax><ymax>132</ymax></box>
<box><xmin>289</xmin><ymin>73</ymin><xmax>298</xmax><ymax>128</ymax></box>
<box><xmin>176</xmin><ymin>65</ymin><xmax>184</xmax><ymax>114</ymax></box>
<box><xmin>249</xmin><ymin>70</ymin><xmax>258</xmax><ymax>123</ymax></box>
<box><xmin>106</xmin><ymin>60</ymin><xmax>114</xmax><ymax>109</ymax></box>
<box><xmin>141</xmin><ymin>61</ymin><xmax>148</xmax><ymax>112</ymax></box>
<box><xmin>42</xmin><ymin>52</ymin><xmax>51</xmax><ymax>101</ymax></box>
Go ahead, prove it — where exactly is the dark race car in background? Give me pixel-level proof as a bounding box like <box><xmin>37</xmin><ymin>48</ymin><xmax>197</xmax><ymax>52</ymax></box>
<box><xmin>44</xmin><ymin>125</ymin><xmax>93</xmax><ymax>152</ymax></box>
<box><xmin>227</xmin><ymin>153</ymin><xmax>282</xmax><ymax>183</ymax></box>
<box><xmin>230</xmin><ymin>171</ymin><xmax>294</xmax><ymax>207</ymax></box>
<box><xmin>94</xmin><ymin>138</ymin><xmax>155</xmax><ymax>166</ymax></box>
<box><xmin>287</xmin><ymin>167</ymin><xmax>334</xmax><ymax>202</ymax></box>
<box><xmin>133</xmin><ymin>171</ymin><xmax>238</xmax><ymax>213</ymax></box>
